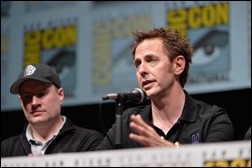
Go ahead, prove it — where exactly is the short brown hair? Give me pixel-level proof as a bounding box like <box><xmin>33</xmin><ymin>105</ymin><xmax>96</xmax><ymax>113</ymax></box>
<box><xmin>131</xmin><ymin>27</ymin><xmax>193</xmax><ymax>87</ymax></box>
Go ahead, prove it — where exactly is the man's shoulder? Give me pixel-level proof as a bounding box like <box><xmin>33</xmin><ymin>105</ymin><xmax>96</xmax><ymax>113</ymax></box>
<box><xmin>122</xmin><ymin>104</ymin><xmax>150</xmax><ymax>117</ymax></box>
<box><xmin>189</xmin><ymin>95</ymin><xmax>225</xmax><ymax>112</ymax></box>
<box><xmin>2</xmin><ymin>134</ymin><xmax>21</xmax><ymax>144</ymax></box>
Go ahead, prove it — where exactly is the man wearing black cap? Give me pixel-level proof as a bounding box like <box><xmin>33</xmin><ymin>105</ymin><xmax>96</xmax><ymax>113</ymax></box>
<box><xmin>1</xmin><ymin>63</ymin><xmax>104</xmax><ymax>157</ymax></box>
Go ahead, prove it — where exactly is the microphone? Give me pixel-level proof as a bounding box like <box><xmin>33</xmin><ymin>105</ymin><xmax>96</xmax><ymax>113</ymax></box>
<box><xmin>102</xmin><ymin>88</ymin><xmax>147</xmax><ymax>104</ymax></box>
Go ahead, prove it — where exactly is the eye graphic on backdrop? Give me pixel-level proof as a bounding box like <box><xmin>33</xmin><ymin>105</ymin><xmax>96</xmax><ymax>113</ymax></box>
<box><xmin>192</xmin><ymin>30</ymin><xmax>228</xmax><ymax>65</ymax></box>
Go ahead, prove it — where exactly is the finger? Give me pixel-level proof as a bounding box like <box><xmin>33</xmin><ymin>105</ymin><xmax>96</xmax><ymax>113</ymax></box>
<box><xmin>130</xmin><ymin>116</ymin><xmax>156</xmax><ymax>135</ymax></box>
<box><xmin>129</xmin><ymin>133</ymin><xmax>165</xmax><ymax>147</ymax></box>
<box><xmin>130</xmin><ymin>114</ymin><xmax>154</xmax><ymax>133</ymax></box>
<box><xmin>130</xmin><ymin>114</ymin><xmax>146</xmax><ymax>127</ymax></box>
<box><xmin>129</xmin><ymin>121</ymin><xmax>147</xmax><ymax>135</ymax></box>
<box><xmin>129</xmin><ymin>133</ymin><xmax>149</xmax><ymax>146</ymax></box>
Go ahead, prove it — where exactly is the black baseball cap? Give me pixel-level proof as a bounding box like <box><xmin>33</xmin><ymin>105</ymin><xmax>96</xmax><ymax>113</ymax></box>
<box><xmin>10</xmin><ymin>64</ymin><xmax>61</xmax><ymax>94</ymax></box>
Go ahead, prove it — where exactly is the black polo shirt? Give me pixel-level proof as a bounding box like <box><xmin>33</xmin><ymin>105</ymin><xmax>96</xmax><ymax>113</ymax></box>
<box><xmin>96</xmin><ymin>90</ymin><xmax>234</xmax><ymax>150</ymax></box>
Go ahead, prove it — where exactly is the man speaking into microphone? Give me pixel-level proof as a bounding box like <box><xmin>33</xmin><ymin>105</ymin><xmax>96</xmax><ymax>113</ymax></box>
<box><xmin>96</xmin><ymin>27</ymin><xmax>234</xmax><ymax>150</ymax></box>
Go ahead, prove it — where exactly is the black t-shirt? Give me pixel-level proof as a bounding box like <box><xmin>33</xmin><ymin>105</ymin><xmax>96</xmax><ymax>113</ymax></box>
<box><xmin>96</xmin><ymin>91</ymin><xmax>234</xmax><ymax>150</ymax></box>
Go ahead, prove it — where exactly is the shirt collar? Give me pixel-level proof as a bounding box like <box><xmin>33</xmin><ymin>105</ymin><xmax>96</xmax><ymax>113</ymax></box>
<box><xmin>179</xmin><ymin>90</ymin><xmax>198</xmax><ymax>122</ymax></box>
<box><xmin>140</xmin><ymin>90</ymin><xmax>198</xmax><ymax>124</ymax></box>
<box><xmin>26</xmin><ymin>116</ymin><xmax>66</xmax><ymax>144</ymax></box>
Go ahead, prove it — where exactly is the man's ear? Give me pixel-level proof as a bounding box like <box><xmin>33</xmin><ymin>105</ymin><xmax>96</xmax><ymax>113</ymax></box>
<box><xmin>174</xmin><ymin>55</ymin><xmax>185</xmax><ymax>75</ymax></box>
